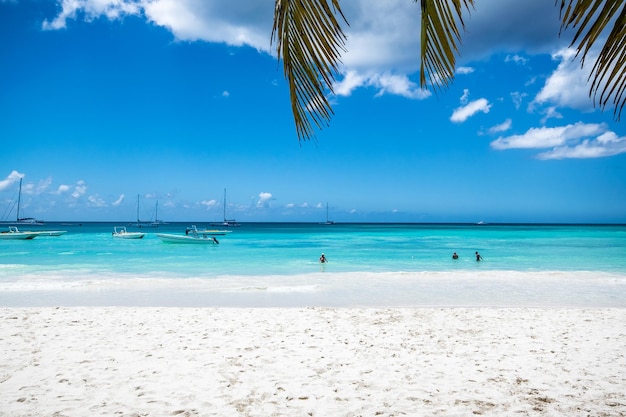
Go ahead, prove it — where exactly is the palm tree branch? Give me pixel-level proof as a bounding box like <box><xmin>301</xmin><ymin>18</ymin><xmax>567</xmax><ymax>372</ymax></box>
<box><xmin>558</xmin><ymin>0</ymin><xmax>626</xmax><ymax>120</ymax></box>
<box><xmin>272</xmin><ymin>0</ymin><xmax>347</xmax><ymax>141</ymax></box>
<box><xmin>419</xmin><ymin>0</ymin><xmax>475</xmax><ymax>90</ymax></box>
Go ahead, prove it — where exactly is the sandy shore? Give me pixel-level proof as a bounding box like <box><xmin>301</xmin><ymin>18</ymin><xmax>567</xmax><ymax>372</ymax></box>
<box><xmin>1</xmin><ymin>307</ymin><xmax>625</xmax><ymax>416</ymax></box>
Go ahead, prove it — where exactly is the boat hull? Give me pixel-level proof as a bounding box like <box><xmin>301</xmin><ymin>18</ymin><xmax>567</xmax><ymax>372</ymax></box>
<box><xmin>1</xmin><ymin>226</ymin><xmax>38</xmax><ymax>240</ymax></box>
<box><xmin>157</xmin><ymin>233</ymin><xmax>219</xmax><ymax>244</ymax></box>
<box><xmin>0</xmin><ymin>232</ymin><xmax>37</xmax><ymax>240</ymax></box>
<box><xmin>113</xmin><ymin>233</ymin><xmax>145</xmax><ymax>239</ymax></box>
<box><xmin>31</xmin><ymin>230</ymin><xmax>68</xmax><ymax>237</ymax></box>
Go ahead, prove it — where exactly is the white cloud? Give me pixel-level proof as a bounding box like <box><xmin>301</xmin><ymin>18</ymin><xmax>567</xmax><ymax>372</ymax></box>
<box><xmin>0</xmin><ymin>170</ymin><xmax>23</xmax><ymax>192</ymax></box>
<box><xmin>87</xmin><ymin>194</ymin><xmax>107</xmax><ymax>207</ymax></box>
<box><xmin>505</xmin><ymin>54</ymin><xmax>529</xmax><ymax>65</ymax></box>
<box><xmin>460</xmin><ymin>89</ymin><xmax>470</xmax><ymax>105</ymax></box>
<box><xmin>539</xmin><ymin>106</ymin><xmax>563</xmax><ymax>124</ymax></box>
<box><xmin>491</xmin><ymin>122</ymin><xmax>605</xmax><ymax>149</ymax></box>
<box><xmin>450</xmin><ymin>98</ymin><xmax>491</xmax><ymax>123</ymax></box>
<box><xmin>38</xmin><ymin>0</ymin><xmax>584</xmax><ymax>102</ymax></box>
<box><xmin>488</xmin><ymin>119</ymin><xmax>512</xmax><ymax>134</ymax></box>
<box><xmin>36</xmin><ymin>177</ymin><xmax>53</xmax><ymax>194</ymax></box>
<box><xmin>339</xmin><ymin>0</ymin><xmax>422</xmax><ymax>73</ymax></box>
<box><xmin>371</xmin><ymin>73</ymin><xmax>430</xmax><ymax>99</ymax></box>
<box><xmin>490</xmin><ymin>122</ymin><xmax>626</xmax><ymax>159</ymax></box>
<box><xmin>334</xmin><ymin>71</ymin><xmax>368</xmax><ymax>96</ymax></box>
<box><xmin>532</xmin><ymin>47</ymin><xmax>596</xmax><ymax>112</ymax></box>
<box><xmin>456</xmin><ymin>67</ymin><xmax>475</xmax><ymax>75</ymax></box>
<box><xmin>537</xmin><ymin>131</ymin><xmax>626</xmax><ymax>159</ymax></box>
<box><xmin>43</xmin><ymin>0</ymin><xmax>141</xmax><ymax>30</ymax></box>
<box><xmin>56</xmin><ymin>184</ymin><xmax>71</xmax><ymax>194</ymax></box>
<box><xmin>510</xmin><ymin>91</ymin><xmax>527</xmax><ymax>110</ymax></box>
<box><xmin>334</xmin><ymin>71</ymin><xmax>430</xmax><ymax>99</ymax></box>
<box><xmin>72</xmin><ymin>180</ymin><xmax>87</xmax><ymax>199</ymax></box>
<box><xmin>201</xmin><ymin>199</ymin><xmax>218</xmax><ymax>208</ymax></box>
<box><xmin>112</xmin><ymin>194</ymin><xmax>125</xmax><ymax>206</ymax></box>
<box><xmin>256</xmin><ymin>192</ymin><xmax>272</xmax><ymax>208</ymax></box>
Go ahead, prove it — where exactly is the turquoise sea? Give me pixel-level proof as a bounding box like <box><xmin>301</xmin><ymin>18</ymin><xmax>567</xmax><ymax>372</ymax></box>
<box><xmin>1</xmin><ymin>222</ymin><xmax>625</xmax><ymax>307</ymax></box>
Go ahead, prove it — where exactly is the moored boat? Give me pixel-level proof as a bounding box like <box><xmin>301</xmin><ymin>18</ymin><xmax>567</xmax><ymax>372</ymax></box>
<box><xmin>157</xmin><ymin>225</ymin><xmax>220</xmax><ymax>244</ymax></box>
<box><xmin>0</xmin><ymin>226</ymin><xmax>38</xmax><ymax>240</ymax></box>
<box><xmin>210</xmin><ymin>189</ymin><xmax>240</xmax><ymax>227</ymax></box>
<box><xmin>0</xmin><ymin>178</ymin><xmax>44</xmax><ymax>226</ymax></box>
<box><xmin>319</xmin><ymin>202</ymin><xmax>335</xmax><ymax>225</ymax></box>
<box><xmin>112</xmin><ymin>226</ymin><xmax>145</xmax><ymax>239</ymax></box>
<box><xmin>185</xmin><ymin>226</ymin><xmax>231</xmax><ymax>236</ymax></box>
<box><xmin>29</xmin><ymin>230</ymin><xmax>67</xmax><ymax>237</ymax></box>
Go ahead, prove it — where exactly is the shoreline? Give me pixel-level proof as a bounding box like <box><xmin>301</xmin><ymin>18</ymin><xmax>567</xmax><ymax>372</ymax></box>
<box><xmin>1</xmin><ymin>306</ymin><xmax>625</xmax><ymax>416</ymax></box>
<box><xmin>1</xmin><ymin>270</ymin><xmax>625</xmax><ymax>308</ymax></box>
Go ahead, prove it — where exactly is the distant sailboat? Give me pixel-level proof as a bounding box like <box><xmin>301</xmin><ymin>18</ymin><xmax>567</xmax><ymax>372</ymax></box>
<box><xmin>149</xmin><ymin>200</ymin><xmax>168</xmax><ymax>226</ymax></box>
<box><xmin>132</xmin><ymin>194</ymin><xmax>160</xmax><ymax>228</ymax></box>
<box><xmin>0</xmin><ymin>179</ymin><xmax>67</xmax><ymax>234</ymax></box>
<box><xmin>210</xmin><ymin>189</ymin><xmax>240</xmax><ymax>227</ymax></box>
<box><xmin>1</xmin><ymin>178</ymin><xmax>44</xmax><ymax>225</ymax></box>
<box><xmin>320</xmin><ymin>202</ymin><xmax>335</xmax><ymax>225</ymax></box>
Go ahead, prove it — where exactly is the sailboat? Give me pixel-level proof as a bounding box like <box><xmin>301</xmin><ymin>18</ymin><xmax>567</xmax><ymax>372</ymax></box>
<box><xmin>210</xmin><ymin>189</ymin><xmax>240</xmax><ymax>227</ymax></box>
<box><xmin>320</xmin><ymin>202</ymin><xmax>335</xmax><ymax>225</ymax></box>
<box><xmin>132</xmin><ymin>195</ymin><xmax>166</xmax><ymax>227</ymax></box>
<box><xmin>149</xmin><ymin>200</ymin><xmax>168</xmax><ymax>226</ymax></box>
<box><xmin>1</xmin><ymin>178</ymin><xmax>44</xmax><ymax>225</ymax></box>
<box><xmin>0</xmin><ymin>179</ymin><xmax>66</xmax><ymax>235</ymax></box>
<box><xmin>132</xmin><ymin>194</ymin><xmax>155</xmax><ymax>228</ymax></box>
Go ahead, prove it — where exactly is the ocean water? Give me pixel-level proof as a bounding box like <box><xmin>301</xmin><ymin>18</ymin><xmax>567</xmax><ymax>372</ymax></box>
<box><xmin>1</xmin><ymin>222</ymin><xmax>625</xmax><ymax>307</ymax></box>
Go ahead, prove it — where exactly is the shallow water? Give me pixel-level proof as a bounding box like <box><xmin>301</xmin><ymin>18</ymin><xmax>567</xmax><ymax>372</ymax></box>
<box><xmin>1</xmin><ymin>222</ymin><xmax>625</xmax><ymax>307</ymax></box>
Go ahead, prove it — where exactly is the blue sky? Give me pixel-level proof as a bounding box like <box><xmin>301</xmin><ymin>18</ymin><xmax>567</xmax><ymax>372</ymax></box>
<box><xmin>1</xmin><ymin>0</ymin><xmax>625</xmax><ymax>223</ymax></box>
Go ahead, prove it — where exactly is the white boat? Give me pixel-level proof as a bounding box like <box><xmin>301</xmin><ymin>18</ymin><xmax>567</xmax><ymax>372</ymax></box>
<box><xmin>0</xmin><ymin>226</ymin><xmax>38</xmax><ymax>240</ymax></box>
<box><xmin>30</xmin><ymin>230</ymin><xmax>67</xmax><ymax>237</ymax></box>
<box><xmin>112</xmin><ymin>226</ymin><xmax>145</xmax><ymax>239</ymax></box>
<box><xmin>157</xmin><ymin>225</ymin><xmax>220</xmax><ymax>244</ymax></box>
<box><xmin>210</xmin><ymin>189</ymin><xmax>240</xmax><ymax>227</ymax></box>
<box><xmin>185</xmin><ymin>226</ymin><xmax>232</xmax><ymax>236</ymax></box>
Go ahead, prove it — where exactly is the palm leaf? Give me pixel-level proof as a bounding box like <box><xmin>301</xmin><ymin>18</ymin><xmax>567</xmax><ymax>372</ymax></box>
<box><xmin>419</xmin><ymin>0</ymin><xmax>475</xmax><ymax>90</ymax></box>
<box><xmin>558</xmin><ymin>0</ymin><xmax>626</xmax><ymax>120</ymax></box>
<box><xmin>272</xmin><ymin>0</ymin><xmax>347</xmax><ymax>141</ymax></box>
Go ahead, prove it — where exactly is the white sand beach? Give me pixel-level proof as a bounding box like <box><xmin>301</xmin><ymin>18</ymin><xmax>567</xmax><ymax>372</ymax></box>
<box><xmin>1</xmin><ymin>307</ymin><xmax>625</xmax><ymax>417</ymax></box>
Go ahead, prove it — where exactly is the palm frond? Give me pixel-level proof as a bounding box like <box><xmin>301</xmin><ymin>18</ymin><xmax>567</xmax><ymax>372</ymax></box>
<box><xmin>558</xmin><ymin>0</ymin><xmax>626</xmax><ymax>120</ymax></box>
<box><xmin>419</xmin><ymin>0</ymin><xmax>475</xmax><ymax>90</ymax></box>
<box><xmin>272</xmin><ymin>0</ymin><xmax>347</xmax><ymax>141</ymax></box>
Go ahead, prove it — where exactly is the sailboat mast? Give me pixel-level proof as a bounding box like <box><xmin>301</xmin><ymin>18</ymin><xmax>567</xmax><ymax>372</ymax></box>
<box><xmin>136</xmin><ymin>194</ymin><xmax>140</xmax><ymax>223</ymax></box>
<box><xmin>16</xmin><ymin>178</ymin><xmax>22</xmax><ymax>221</ymax></box>
<box><xmin>223</xmin><ymin>188</ymin><xmax>227</xmax><ymax>222</ymax></box>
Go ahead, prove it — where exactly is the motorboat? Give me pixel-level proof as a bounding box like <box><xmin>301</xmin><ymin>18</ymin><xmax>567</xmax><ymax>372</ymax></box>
<box><xmin>0</xmin><ymin>226</ymin><xmax>38</xmax><ymax>240</ymax></box>
<box><xmin>29</xmin><ymin>230</ymin><xmax>67</xmax><ymax>237</ymax></box>
<box><xmin>112</xmin><ymin>226</ymin><xmax>145</xmax><ymax>239</ymax></box>
<box><xmin>185</xmin><ymin>226</ymin><xmax>231</xmax><ymax>236</ymax></box>
<box><xmin>157</xmin><ymin>225</ymin><xmax>221</xmax><ymax>244</ymax></box>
